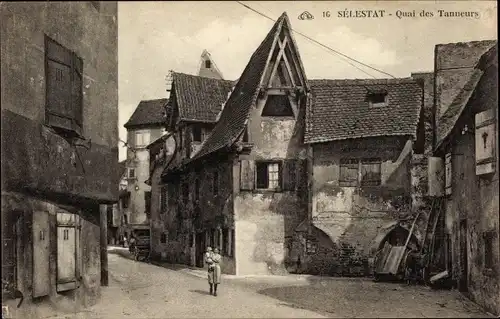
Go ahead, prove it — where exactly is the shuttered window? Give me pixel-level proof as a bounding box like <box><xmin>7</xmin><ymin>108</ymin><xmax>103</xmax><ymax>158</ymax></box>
<box><xmin>361</xmin><ymin>158</ymin><xmax>381</xmax><ymax>186</ymax></box>
<box><xmin>239</xmin><ymin>159</ymin><xmax>306</xmax><ymax>192</ymax></box>
<box><xmin>45</xmin><ymin>36</ymin><xmax>83</xmax><ymax>135</ymax></box>
<box><xmin>475</xmin><ymin>109</ymin><xmax>496</xmax><ymax>175</ymax></box>
<box><xmin>339</xmin><ymin>159</ymin><xmax>359</xmax><ymax>186</ymax></box>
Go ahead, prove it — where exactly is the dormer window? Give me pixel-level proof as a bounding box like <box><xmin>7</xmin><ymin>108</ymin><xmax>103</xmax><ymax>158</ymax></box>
<box><xmin>192</xmin><ymin>126</ymin><xmax>202</xmax><ymax>142</ymax></box>
<box><xmin>205</xmin><ymin>60</ymin><xmax>211</xmax><ymax>68</ymax></box>
<box><xmin>368</xmin><ymin>92</ymin><xmax>388</xmax><ymax>107</ymax></box>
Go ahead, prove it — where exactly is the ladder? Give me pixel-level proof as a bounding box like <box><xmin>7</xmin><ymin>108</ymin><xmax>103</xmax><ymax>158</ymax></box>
<box><xmin>421</xmin><ymin>197</ymin><xmax>443</xmax><ymax>269</ymax></box>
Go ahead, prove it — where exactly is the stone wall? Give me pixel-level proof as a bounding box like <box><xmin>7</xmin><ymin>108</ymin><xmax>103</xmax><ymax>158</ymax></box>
<box><xmin>1</xmin><ymin>192</ymin><xmax>101</xmax><ymax>317</ymax></box>
<box><xmin>305</xmin><ymin>136</ymin><xmax>427</xmax><ymax>276</ymax></box>
<box><xmin>442</xmin><ymin>60</ymin><xmax>499</xmax><ymax>316</ymax></box>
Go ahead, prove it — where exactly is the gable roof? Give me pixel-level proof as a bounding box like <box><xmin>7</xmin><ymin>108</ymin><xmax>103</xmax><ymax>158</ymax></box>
<box><xmin>434</xmin><ymin>40</ymin><xmax>496</xmax><ymax>147</ymax></box>
<box><xmin>173</xmin><ymin>72</ymin><xmax>234</xmax><ymax>123</ymax></box>
<box><xmin>435</xmin><ymin>43</ymin><xmax>497</xmax><ymax>151</ymax></box>
<box><xmin>124</xmin><ymin>98</ymin><xmax>168</xmax><ymax>129</ymax></box>
<box><xmin>187</xmin><ymin>12</ymin><xmax>305</xmax><ymax>163</ymax></box>
<box><xmin>304</xmin><ymin>78</ymin><xmax>423</xmax><ymax>144</ymax></box>
<box><xmin>198</xmin><ymin>50</ymin><xmax>225</xmax><ymax>80</ymax></box>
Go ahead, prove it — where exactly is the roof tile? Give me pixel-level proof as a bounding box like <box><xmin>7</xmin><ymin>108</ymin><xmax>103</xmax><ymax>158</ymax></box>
<box><xmin>124</xmin><ymin>98</ymin><xmax>168</xmax><ymax>129</ymax></box>
<box><xmin>305</xmin><ymin>78</ymin><xmax>423</xmax><ymax>143</ymax></box>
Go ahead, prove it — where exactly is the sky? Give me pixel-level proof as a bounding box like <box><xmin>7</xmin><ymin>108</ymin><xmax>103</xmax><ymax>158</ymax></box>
<box><xmin>118</xmin><ymin>1</ymin><xmax>497</xmax><ymax>161</ymax></box>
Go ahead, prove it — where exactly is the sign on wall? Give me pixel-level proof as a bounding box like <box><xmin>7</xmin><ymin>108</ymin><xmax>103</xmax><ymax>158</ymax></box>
<box><xmin>475</xmin><ymin>109</ymin><xmax>496</xmax><ymax>175</ymax></box>
<box><xmin>445</xmin><ymin>153</ymin><xmax>452</xmax><ymax>196</ymax></box>
<box><xmin>428</xmin><ymin>157</ymin><xmax>445</xmax><ymax>197</ymax></box>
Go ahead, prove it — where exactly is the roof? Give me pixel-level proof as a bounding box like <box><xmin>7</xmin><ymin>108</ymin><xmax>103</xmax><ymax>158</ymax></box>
<box><xmin>173</xmin><ymin>72</ymin><xmax>234</xmax><ymax>123</ymax></box>
<box><xmin>185</xmin><ymin>13</ymin><xmax>288</xmax><ymax>163</ymax></box>
<box><xmin>124</xmin><ymin>98</ymin><xmax>168</xmax><ymax>129</ymax></box>
<box><xmin>435</xmin><ymin>43</ymin><xmax>497</xmax><ymax>150</ymax></box>
<box><xmin>304</xmin><ymin>78</ymin><xmax>423</xmax><ymax>144</ymax></box>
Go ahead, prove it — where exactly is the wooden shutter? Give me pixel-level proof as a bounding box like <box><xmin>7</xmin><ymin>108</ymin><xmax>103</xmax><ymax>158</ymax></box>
<box><xmin>72</xmin><ymin>53</ymin><xmax>83</xmax><ymax>130</ymax></box>
<box><xmin>282</xmin><ymin>159</ymin><xmax>297</xmax><ymax>191</ymax></box>
<box><xmin>240</xmin><ymin>159</ymin><xmax>255</xmax><ymax>190</ymax></box>
<box><xmin>296</xmin><ymin>159</ymin><xmax>307</xmax><ymax>192</ymax></box>
<box><xmin>46</xmin><ymin>37</ymin><xmax>73</xmax><ymax>130</ymax></box>
<box><xmin>445</xmin><ymin>153</ymin><xmax>452</xmax><ymax>196</ymax></box>
<box><xmin>475</xmin><ymin>109</ymin><xmax>496</xmax><ymax>175</ymax></box>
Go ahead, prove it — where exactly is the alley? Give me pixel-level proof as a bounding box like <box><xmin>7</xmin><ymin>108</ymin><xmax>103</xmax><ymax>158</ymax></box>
<box><xmin>41</xmin><ymin>250</ymin><xmax>492</xmax><ymax>319</ymax></box>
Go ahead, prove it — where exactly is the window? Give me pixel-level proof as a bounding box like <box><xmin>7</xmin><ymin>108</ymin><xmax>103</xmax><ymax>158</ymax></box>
<box><xmin>368</xmin><ymin>92</ymin><xmax>387</xmax><ymax>107</ymax></box>
<box><xmin>205</xmin><ymin>60</ymin><xmax>211</xmax><ymax>68</ymax></box>
<box><xmin>192</xmin><ymin>126</ymin><xmax>202</xmax><ymax>143</ymax></box>
<box><xmin>256</xmin><ymin>162</ymin><xmax>281</xmax><ymax>190</ymax></box>
<box><xmin>160</xmin><ymin>233</ymin><xmax>167</xmax><ymax>244</ymax></box>
<box><xmin>339</xmin><ymin>159</ymin><xmax>359</xmax><ymax>186</ymax></box>
<box><xmin>261</xmin><ymin>95</ymin><xmax>294</xmax><ymax>117</ymax></box>
<box><xmin>123</xmin><ymin>215</ymin><xmax>128</xmax><ymax>225</ymax></box>
<box><xmin>122</xmin><ymin>195</ymin><xmax>130</xmax><ymax>209</ymax></box>
<box><xmin>213</xmin><ymin>171</ymin><xmax>219</xmax><ymax>195</ymax></box>
<box><xmin>361</xmin><ymin>158</ymin><xmax>381</xmax><ymax>186</ymax></box>
<box><xmin>135</xmin><ymin>131</ymin><xmax>150</xmax><ymax>147</ymax></box>
<box><xmin>195</xmin><ymin>178</ymin><xmax>200</xmax><ymax>201</ymax></box>
<box><xmin>45</xmin><ymin>35</ymin><xmax>83</xmax><ymax>136</ymax></box>
<box><xmin>128</xmin><ymin>168</ymin><xmax>135</xmax><ymax>179</ymax></box>
<box><xmin>484</xmin><ymin>231</ymin><xmax>494</xmax><ymax>269</ymax></box>
<box><xmin>242</xmin><ymin>127</ymin><xmax>249</xmax><ymax>142</ymax></box>
<box><xmin>160</xmin><ymin>186</ymin><xmax>167</xmax><ymax>213</ymax></box>
<box><xmin>340</xmin><ymin>159</ymin><xmax>382</xmax><ymax>186</ymax></box>
<box><xmin>144</xmin><ymin>191</ymin><xmax>151</xmax><ymax>215</ymax></box>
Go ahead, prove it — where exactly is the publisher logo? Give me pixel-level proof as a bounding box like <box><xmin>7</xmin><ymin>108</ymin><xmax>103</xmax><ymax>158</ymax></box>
<box><xmin>298</xmin><ymin>11</ymin><xmax>314</xmax><ymax>20</ymax></box>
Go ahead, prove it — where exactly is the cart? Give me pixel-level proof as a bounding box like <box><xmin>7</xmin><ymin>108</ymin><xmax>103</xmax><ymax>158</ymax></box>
<box><xmin>129</xmin><ymin>227</ymin><xmax>151</xmax><ymax>262</ymax></box>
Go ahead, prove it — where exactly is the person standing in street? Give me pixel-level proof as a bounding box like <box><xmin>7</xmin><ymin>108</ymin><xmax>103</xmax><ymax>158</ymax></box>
<box><xmin>210</xmin><ymin>248</ymin><xmax>222</xmax><ymax>296</ymax></box>
<box><xmin>205</xmin><ymin>247</ymin><xmax>214</xmax><ymax>294</ymax></box>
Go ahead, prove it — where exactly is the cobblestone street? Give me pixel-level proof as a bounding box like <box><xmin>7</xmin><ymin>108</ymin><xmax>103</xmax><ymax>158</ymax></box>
<box><xmin>38</xmin><ymin>249</ymin><xmax>492</xmax><ymax>318</ymax></box>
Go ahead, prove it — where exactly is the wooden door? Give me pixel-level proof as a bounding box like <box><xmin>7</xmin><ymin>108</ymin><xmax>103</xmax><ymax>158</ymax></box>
<box><xmin>32</xmin><ymin>211</ymin><xmax>50</xmax><ymax>298</ymax></box>
<box><xmin>56</xmin><ymin>212</ymin><xmax>79</xmax><ymax>292</ymax></box>
<box><xmin>459</xmin><ymin>219</ymin><xmax>468</xmax><ymax>292</ymax></box>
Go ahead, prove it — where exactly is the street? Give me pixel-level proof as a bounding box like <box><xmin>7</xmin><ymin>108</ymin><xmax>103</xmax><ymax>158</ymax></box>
<box><xmin>40</xmin><ymin>248</ymin><xmax>492</xmax><ymax>319</ymax></box>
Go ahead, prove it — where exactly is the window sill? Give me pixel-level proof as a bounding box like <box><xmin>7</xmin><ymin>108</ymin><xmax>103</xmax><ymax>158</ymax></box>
<box><xmin>253</xmin><ymin>189</ymin><xmax>282</xmax><ymax>194</ymax></box>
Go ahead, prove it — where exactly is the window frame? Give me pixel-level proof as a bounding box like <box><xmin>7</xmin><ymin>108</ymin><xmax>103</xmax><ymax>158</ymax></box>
<box><xmin>135</xmin><ymin>131</ymin><xmax>151</xmax><ymax>148</ymax></box>
<box><xmin>255</xmin><ymin>161</ymin><xmax>282</xmax><ymax>191</ymax></box>
<box><xmin>360</xmin><ymin>158</ymin><xmax>382</xmax><ymax>186</ymax></box>
<box><xmin>368</xmin><ymin>92</ymin><xmax>388</xmax><ymax>107</ymax></box>
<box><xmin>127</xmin><ymin>168</ymin><xmax>136</xmax><ymax>179</ymax></box>
<box><xmin>205</xmin><ymin>60</ymin><xmax>211</xmax><ymax>68</ymax></box>
<box><xmin>339</xmin><ymin>159</ymin><xmax>359</xmax><ymax>187</ymax></box>
<box><xmin>192</xmin><ymin>126</ymin><xmax>202</xmax><ymax>143</ymax></box>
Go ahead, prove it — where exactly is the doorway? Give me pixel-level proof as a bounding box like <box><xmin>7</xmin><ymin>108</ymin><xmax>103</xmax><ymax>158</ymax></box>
<box><xmin>459</xmin><ymin>219</ymin><xmax>468</xmax><ymax>292</ymax></box>
<box><xmin>195</xmin><ymin>232</ymin><xmax>205</xmax><ymax>268</ymax></box>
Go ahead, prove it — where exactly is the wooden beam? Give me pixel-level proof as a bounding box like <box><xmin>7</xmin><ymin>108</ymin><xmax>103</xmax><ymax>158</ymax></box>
<box><xmin>100</xmin><ymin>204</ymin><xmax>109</xmax><ymax>286</ymax></box>
<box><xmin>258</xmin><ymin>19</ymin><xmax>284</xmax><ymax>88</ymax></box>
<box><xmin>267</xmin><ymin>37</ymin><xmax>288</xmax><ymax>88</ymax></box>
<box><xmin>280</xmin><ymin>36</ymin><xmax>296</xmax><ymax>87</ymax></box>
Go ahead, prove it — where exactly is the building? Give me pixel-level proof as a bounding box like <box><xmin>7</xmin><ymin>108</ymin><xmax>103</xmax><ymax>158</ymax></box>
<box><xmin>123</xmin><ymin>98</ymin><xmax>168</xmax><ymax>235</ymax></box>
<box><xmin>298</xmin><ymin>78</ymin><xmax>428</xmax><ymax>276</ymax></box>
<box><xmin>1</xmin><ymin>1</ymin><xmax>118</xmax><ymax>315</ymax></box>
<box><xmin>198</xmin><ymin>49</ymin><xmax>224</xmax><ymax>80</ymax></box>
<box><xmin>149</xmin><ymin>69</ymin><xmax>233</xmax><ymax>263</ymax></box>
<box><xmin>160</xmin><ymin>12</ymin><xmax>311</xmax><ymax>275</ymax></box>
<box><xmin>107</xmin><ymin>160</ymin><xmax>127</xmax><ymax>245</ymax></box>
<box><xmin>431</xmin><ymin>41</ymin><xmax>498</xmax><ymax>315</ymax></box>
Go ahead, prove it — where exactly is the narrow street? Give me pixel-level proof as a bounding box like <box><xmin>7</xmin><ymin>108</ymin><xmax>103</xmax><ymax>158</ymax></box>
<box><xmin>42</xmin><ymin>248</ymin><xmax>492</xmax><ymax>319</ymax></box>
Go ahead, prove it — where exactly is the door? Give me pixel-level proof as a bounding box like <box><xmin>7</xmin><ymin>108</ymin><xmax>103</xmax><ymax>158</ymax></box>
<box><xmin>33</xmin><ymin>211</ymin><xmax>50</xmax><ymax>298</ymax></box>
<box><xmin>459</xmin><ymin>219</ymin><xmax>468</xmax><ymax>292</ymax></box>
<box><xmin>56</xmin><ymin>212</ymin><xmax>80</xmax><ymax>292</ymax></box>
<box><xmin>195</xmin><ymin>233</ymin><xmax>205</xmax><ymax>268</ymax></box>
